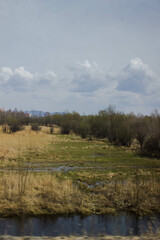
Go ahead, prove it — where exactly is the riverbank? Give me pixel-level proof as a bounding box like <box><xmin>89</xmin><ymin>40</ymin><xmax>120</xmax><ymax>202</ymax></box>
<box><xmin>0</xmin><ymin>235</ymin><xmax>160</xmax><ymax>240</ymax></box>
<box><xmin>0</xmin><ymin>171</ymin><xmax>160</xmax><ymax>216</ymax></box>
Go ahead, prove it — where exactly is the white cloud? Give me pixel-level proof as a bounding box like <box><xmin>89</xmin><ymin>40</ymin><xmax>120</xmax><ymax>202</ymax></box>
<box><xmin>70</xmin><ymin>59</ymin><xmax>110</xmax><ymax>93</ymax></box>
<box><xmin>77</xmin><ymin>60</ymin><xmax>92</xmax><ymax>69</ymax></box>
<box><xmin>0</xmin><ymin>66</ymin><xmax>57</xmax><ymax>92</ymax></box>
<box><xmin>36</xmin><ymin>71</ymin><xmax>57</xmax><ymax>86</ymax></box>
<box><xmin>0</xmin><ymin>67</ymin><xmax>13</xmax><ymax>82</ymax></box>
<box><xmin>14</xmin><ymin>66</ymin><xmax>33</xmax><ymax>80</ymax></box>
<box><xmin>67</xmin><ymin>58</ymin><xmax>160</xmax><ymax>114</ymax></box>
<box><xmin>117</xmin><ymin>57</ymin><xmax>159</xmax><ymax>94</ymax></box>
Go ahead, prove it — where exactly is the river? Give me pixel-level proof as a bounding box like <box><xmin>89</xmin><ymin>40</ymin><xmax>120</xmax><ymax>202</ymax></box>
<box><xmin>0</xmin><ymin>214</ymin><xmax>159</xmax><ymax>237</ymax></box>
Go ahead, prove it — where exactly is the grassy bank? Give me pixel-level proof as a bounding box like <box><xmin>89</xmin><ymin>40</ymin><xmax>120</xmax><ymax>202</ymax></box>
<box><xmin>0</xmin><ymin>172</ymin><xmax>160</xmax><ymax>216</ymax></box>
<box><xmin>0</xmin><ymin>126</ymin><xmax>160</xmax><ymax>216</ymax></box>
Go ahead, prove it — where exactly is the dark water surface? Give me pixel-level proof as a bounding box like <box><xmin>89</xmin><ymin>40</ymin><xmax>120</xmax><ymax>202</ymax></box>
<box><xmin>0</xmin><ymin>214</ymin><xmax>159</xmax><ymax>237</ymax></box>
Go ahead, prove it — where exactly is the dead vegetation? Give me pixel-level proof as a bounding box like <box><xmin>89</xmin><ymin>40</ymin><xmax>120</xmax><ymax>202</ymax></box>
<box><xmin>0</xmin><ymin>125</ymin><xmax>56</xmax><ymax>165</ymax></box>
<box><xmin>0</xmin><ymin>171</ymin><xmax>160</xmax><ymax>217</ymax></box>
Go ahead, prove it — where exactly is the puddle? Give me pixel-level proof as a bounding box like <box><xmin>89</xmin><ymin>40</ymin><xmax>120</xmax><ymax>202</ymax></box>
<box><xmin>22</xmin><ymin>165</ymin><xmax>77</xmax><ymax>172</ymax></box>
<box><xmin>75</xmin><ymin>153</ymin><xmax>124</xmax><ymax>159</ymax></box>
<box><xmin>77</xmin><ymin>180</ymin><xmax>106</xmax><ymax>188</ymax></box>
<box><xmin>77</xmin><ymin>179</ymin><xmax>128</xmax><ymax>188</ymax></box>
<box><xmin>1</xmin><ymin>159</ymin><xmax>160</xmax><ymax>173</ymax></box>
<box><xmin>51</xmin><ymin>165</ymin><xmax>77</xmax><ymax>172</ymax></box>
<box><xmin>0</xmin><ymin>165</ymin><xmax>77</xmax><ymax>173</ymax></box>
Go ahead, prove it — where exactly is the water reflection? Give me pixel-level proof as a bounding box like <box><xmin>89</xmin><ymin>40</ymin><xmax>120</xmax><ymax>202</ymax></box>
<box><xmin>0</xmin><ymin>214</ymin><xmax>159</xmax><ymax>237</ymax></box>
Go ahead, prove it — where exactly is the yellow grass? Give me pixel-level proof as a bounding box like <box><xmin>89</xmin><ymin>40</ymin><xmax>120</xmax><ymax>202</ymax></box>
<box><xmin>0</xmin><ymin>125</ymin><xmax>59</xmax><ymax>164</ymax></box>
<box><xmin>0</xmin><ymin>170</ymin><xmax>160</xmax><ymax>216</ymax></box>
<box><xmin>0</xmin><ymin>172</ymin><xmax>88</xmax><ymax>216</ymax></box>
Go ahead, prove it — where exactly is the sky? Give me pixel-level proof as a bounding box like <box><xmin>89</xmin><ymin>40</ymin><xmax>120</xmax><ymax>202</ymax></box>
<box><xmin>0</xmin><ymin>0</ymin><xmax>160</xmax><ymax>115</ymax></box>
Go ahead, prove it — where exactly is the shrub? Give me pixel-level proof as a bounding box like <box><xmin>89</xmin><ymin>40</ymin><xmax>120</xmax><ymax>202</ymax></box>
<box><xmin>49</xmin><ymin>124</ymin><xmax>54</xmax><ymax>134</ymax></box>
<box><xmin>135</xmin><ymin>117</ymin><xmax>150</xmax><ymax>149</ymax></box>
<box><xmin>115</xmin><ymin>115</ymin><xmax>135</xmax><ymax>146</ymax></box>
<box><xmin>75</xmin><ymin>120</ymin><xmax>89</xmax><ymax>139</ymax></box>
<box><xmin>142</xmin><ymin>134</ymin><xmax>160</xmax><ymax>157</ymax></box>
<box><xmin>2</xmin><ymin>124</ymin><xmax>8</xmax><ymax>133</ymax></box>
<box><xmin>8</xmin><ymin>118</ymin><xmax>23</xmax><ymax>133</ymax></box>
<box><xmin>31</xmin><ymin>123</ymin><xmax>41</xmax><ymax>132</ymax></box>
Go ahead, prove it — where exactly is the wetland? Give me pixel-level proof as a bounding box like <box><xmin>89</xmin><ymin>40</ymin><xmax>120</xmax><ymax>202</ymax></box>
<box><xmin>0</xmin><ymin>125</ymin><xmax>160</xmax><ymax>238</ymax></box>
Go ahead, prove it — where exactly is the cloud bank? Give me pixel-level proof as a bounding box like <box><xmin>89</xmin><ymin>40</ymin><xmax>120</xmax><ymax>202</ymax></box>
<box><xmin>0</xmin><ymin>58</ymin><xmax>159</xmax><ymax>114</ymax></box>
<box><xmin>0</xmin><ymin>67</ymin><xmax>57</xmax><ymax>92</ymax></box>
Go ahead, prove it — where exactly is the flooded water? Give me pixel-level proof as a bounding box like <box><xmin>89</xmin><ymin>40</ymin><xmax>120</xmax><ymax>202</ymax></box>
<box><xmin>0</xmin><ymin>164</ymin><xmax>78</xmax><ymax>173</ymax></box>
<box><xmin>0</xmin><ymin>214</ymin><xmax>159</xmax><ymax>237</ymax></box>
<box><xmin>23</xmin><ymin>165</ymin><xmax>77</xmax><ymax>172</ymax></box>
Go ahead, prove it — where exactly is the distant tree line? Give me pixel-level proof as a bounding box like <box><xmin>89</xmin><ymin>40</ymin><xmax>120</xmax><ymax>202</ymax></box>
<box><xmin>0</xmin><ymin>106</ymin><xmax>160</xmax><ymax>157</ymax></box>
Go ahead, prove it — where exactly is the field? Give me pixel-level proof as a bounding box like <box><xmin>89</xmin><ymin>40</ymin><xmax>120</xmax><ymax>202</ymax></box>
<box><xmin>0</xmin><ymin>125</ymin><xmax>160</xmax><ymax>217</ymax></box>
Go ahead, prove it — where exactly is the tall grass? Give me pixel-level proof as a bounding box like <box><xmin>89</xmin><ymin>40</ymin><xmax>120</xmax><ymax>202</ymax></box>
<box><xmin>0</xmin><ymin>171</ymin><xmax>160</xmax><ymax>216</ymax></box>
<box><xmin>0</xmin><ymin>172</ymin><xmax>86</xmax><ymax>216</ymax></box>
<box><xmin>0</xmin><ymin>125</ymin><xmax>53</xmax><ymax>167</ymax></box>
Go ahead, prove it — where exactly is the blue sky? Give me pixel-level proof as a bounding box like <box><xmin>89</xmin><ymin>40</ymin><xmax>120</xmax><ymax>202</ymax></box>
<box><xmin>0</xmin><ymin>0</ymin><xmax>160</xmax><ymax>114</ymax></box>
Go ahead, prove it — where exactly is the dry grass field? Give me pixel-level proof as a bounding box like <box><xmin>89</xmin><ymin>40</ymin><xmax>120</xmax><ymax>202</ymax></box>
<box><xmin>0</xmin><ymin>125</ymin><xmax>60</xmax><ymax>166</ymax></box>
